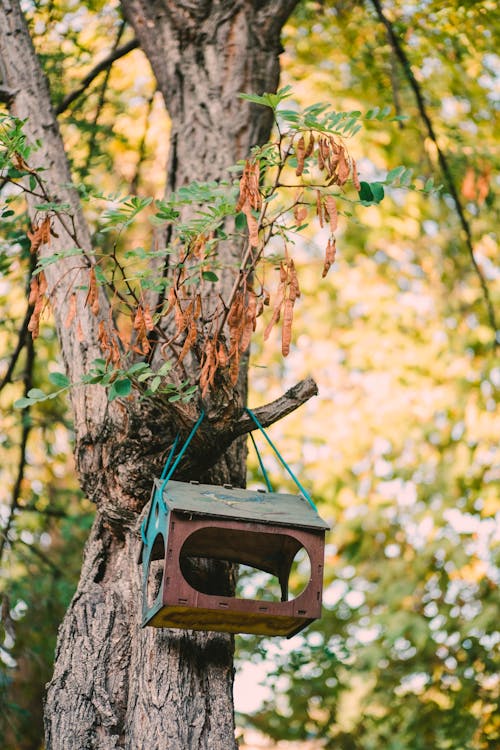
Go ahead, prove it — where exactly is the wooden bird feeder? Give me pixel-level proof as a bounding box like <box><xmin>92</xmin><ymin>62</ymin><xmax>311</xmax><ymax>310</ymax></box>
<box><xmin>139</xmin><ymin>479</ymin><xmax>329</xmax><ymax>638</ymax></box>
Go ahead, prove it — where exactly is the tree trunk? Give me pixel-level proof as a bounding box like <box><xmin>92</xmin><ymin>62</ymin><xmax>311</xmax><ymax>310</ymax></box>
<box><xmin>1</xmin><ymin>1</ymin><xmax>299</xmax><ymax>748</ymax></box>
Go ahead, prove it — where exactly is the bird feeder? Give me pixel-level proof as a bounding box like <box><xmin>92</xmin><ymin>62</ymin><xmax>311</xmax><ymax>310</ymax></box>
<box><xmin>139</xmin><ymin>479</ymin><xmax>329</xmax><ymax>638</ymax></box>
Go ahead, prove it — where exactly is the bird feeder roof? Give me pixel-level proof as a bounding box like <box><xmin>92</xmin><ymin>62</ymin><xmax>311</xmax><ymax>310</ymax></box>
<box><xmin>155</xmin><ymin>479</ymin><xmax>329</xmax><ymax>531</ymax></box>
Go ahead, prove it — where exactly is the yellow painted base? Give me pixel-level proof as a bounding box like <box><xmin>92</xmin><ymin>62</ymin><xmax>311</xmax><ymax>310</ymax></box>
<box><xmin>145</xmin><ymin>604</ymin><xmax>314</xmax><ymax>638</ymax></box>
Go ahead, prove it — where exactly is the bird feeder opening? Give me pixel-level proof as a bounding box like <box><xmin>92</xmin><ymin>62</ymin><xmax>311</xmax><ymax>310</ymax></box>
<box><xmin>236</xmin><ymin>547</ymin><xmax>311</xmax><ymax>602</ymax></box>
<box><xmin>179</xmin><ymin>526</ymin><xmax>311</xmax><ymax>602</ymax></box>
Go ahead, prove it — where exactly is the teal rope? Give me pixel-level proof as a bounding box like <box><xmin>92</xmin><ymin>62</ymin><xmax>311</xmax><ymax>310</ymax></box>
<box><xmin>156</xmin><ymin>433</ymin><xmax>180</xmax><ymax>511</ymax></box>
<box><xmin>159</xmin><ymin>409</ymin><xmax>206</xmax><ymax>496</ymax></box>
<box><xmin>249</xmin><ymin>431</ymin><xmax>273</xmax><ymax>492</ymax></box>
<box><xmin>160</xmin><ymin>434</ymin><xmax>180</xmax><ymax>480</ymax></box>
<box><xmin>141</xmin><ymin>411</ymin><xmax>205</xmax><ymax>544</ymax></box>
<box><xmin>244</xmin><ymin>407</ymin><xmax>318</xmax><ymax>512</ymax></box>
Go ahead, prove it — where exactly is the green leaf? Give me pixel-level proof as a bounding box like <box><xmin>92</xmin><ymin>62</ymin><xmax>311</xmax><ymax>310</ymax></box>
<box><xmin>48</xmin><ymin>372</ymin><xmax>70</xmax><ymax>387</ymax></box>
<box><xmin>115</xmin><ymin>378</ymin><xmax>132</xmax><ymax>396</ymax></box>
<box><xmin>238</xmin><ymin>86</ymin><xmax>291</xmax><ymax>111</ymax></box>
<box><xmin>127</xmin><ymin>361</ymin><xmax>150</xmax><ymax>375</ymax></box>
<box><xmin>7</xmin><ymin>168</ymin><xmax>25</xmax><ymax>178</ymax></box>
<box><xmin>304</xmin><ymin>101</ymin><xmax>330</xmax><ymax>115</ymax></box>
<box><xmin>342</xmin><ymin>117</ymin><xmax>359</xmax><ymax>134</ymax></box>
<box><xmin>235</xmin><ymin>212</ymin><xmax>247</xmax><ymax>231</ymax></box>
<box><xmin>278</xmin><ymin>110</ymin><xmax>300</xmax><ymax>123</ymax></box>
<box><xmin>34</xmin><ymin>202</ymin><xmax>71</xmax><ymax>211</ymax></box>
<box><xmin>400</xmin><ymin>167</ymin><xmax>414</xmax><ymax>186</ymax></box>
<box><xmin>370</xmin><ymin>182</ymin><xmax>385</xmax><ymax>203</ymax></box>
<box><xmin>238</xmin><ymin>93</ymin><xmax>268</xmax><ymax>106</ymax></box>
<box><xmin>358</xmin><ymin>181</ymin><xmax>384</xmax><ymax>205</ymax></box>
<box><xmin>14</xmin><ymin>397</ymin><xmax>35</xmax><ymax>409</ymax></box>
<box><xmin>109</xmin><ymin>378</ymin><xmax>132</xmax><ymax>400</ymax></box>
<box><xmin>157</xmin><ymin>361</ymin><xmax>173</xmax><ymax>376</ymax></box>
<box><xmin>202</xmin><ymin>270</ymin><xmax>219</xmax><ymax>282</ymax></box>
<box><xmin>81</xmin><ymin>374</ymin><xmax>105</xmax><ymax>385</ymax></box>
<box><xmin>149</xmin><ymin>376</ymin><xmax>161</xmax><ymax>393</ymax></box>
<box><xmin>386</xmin><ymin>166</ymin><xmax>406</xmax><ymax>183</ymax></box>
<box><xmin>94</xmin><ymin>265</ymin><xmax>107</xmax><ymax>284</ymax></box>
<box><xmin>27</xmin><ymin>388</ymin><xmax>46</xmax><ymax>400</ymax></box>
<box><xmin>376</xmin><ymin>105</ymin><xmax>392</xmax><ymax>119</ymax></box>
<box><xmin>358</xmin><ymin>182</ymin><xmax>374</xmax><ymax>202</ymax></box>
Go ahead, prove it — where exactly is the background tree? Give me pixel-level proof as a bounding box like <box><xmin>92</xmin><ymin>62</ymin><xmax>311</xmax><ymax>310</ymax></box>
<box><xmin>0</xmin><ymin>1</ymin><xmax>498</xmax><ymax>750</ymax></box>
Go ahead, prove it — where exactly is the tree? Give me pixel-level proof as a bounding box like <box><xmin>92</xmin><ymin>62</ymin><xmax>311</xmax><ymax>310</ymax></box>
<box><xmin>0</xmin><ymin>1</ymin><xmax>310</xmax><ymax>747</ymax></box>
<box><xmin>1</xmin><ymin>1</ymin><xmax>498</xmax><ymax>749</ymax></box>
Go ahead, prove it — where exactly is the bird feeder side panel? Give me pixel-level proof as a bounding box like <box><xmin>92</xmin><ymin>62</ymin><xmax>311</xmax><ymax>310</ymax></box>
<box><xmin>140</xmin><ymin>487</ymin><xmax>173</xmax><ymax>626</ymax></box>
<box><xmin>144</xmin><ymin>511</ymin><xmax>326</xmax><ymax>637</ymax></box>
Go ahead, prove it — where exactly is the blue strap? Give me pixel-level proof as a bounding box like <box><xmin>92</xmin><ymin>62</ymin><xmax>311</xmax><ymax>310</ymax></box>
<box><xmin>160</xmin><ymin>434</ymin><xmax>180</xmax><ymax>480</ymax></box>
<box><xmin>158</xmin><ymin>409</ymin><xmax>206</xmax><ymax>499</ymax></box>
<box><xmin>156</xmin><ymin>433</ymin><xmax>180</xmax><ymax>511</ymax></box>
<box><xmin>244</xmin><ymin>407</ymin><xmax>318</xmax><ymax>512</ymax></box>
<box><xmin>249</xmin><ymin>431</ymin><xmax>273</xmax><ymax>492</ymax></box>
<box><xmin>141</xmin><ymin>411</ymin><xmax>205</xmax><ymax>545</ymax></box>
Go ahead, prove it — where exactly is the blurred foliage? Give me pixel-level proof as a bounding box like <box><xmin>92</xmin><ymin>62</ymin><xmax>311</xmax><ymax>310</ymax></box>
<box><xmin>0</xmin><ymin>0</ymin><xmax>499</xmax><ymax>749</ymax></box>
<box><xmin>238</xmin><ymin>1</ymin><xmax>499</xmax><ymax>749</ymax></box>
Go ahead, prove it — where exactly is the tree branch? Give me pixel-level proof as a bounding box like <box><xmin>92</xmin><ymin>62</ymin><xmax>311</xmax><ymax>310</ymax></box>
<box><xmin>0</xmin><ymin>248</ymin><xmax>37</xmax><ymax>392</ymax></box>
<box><xmin>370</xmin><ymin>0</ymin><xmax>498</xmax><ymax>345</ymax></box>
<box><xmin>0</xmin><ymin>293</ymin><xmax>33</xmax><ymax>392</ymax></box>
<box><xmin>16</xmin><ymin>537</ymin><xmax>65</xmax><ymax>577</ymax></box>
<box><xmin>15</xmin><ymin>504</ymin><xmax>69</xmax><ymax>518</ymax></box>
<box><xmin>55</xmin><ymin>37</ymin><xmax>139</xmax><ymax>115</ymax></box>
<box><xmin>148</xmin><ymin>377</ymin><xmax>319</xmax><ymax>489</ymax></box>
<box><xmin>0</xmin><ymin>336</ymin><xmax>34</xmax><ymax>567</ymax></box>
<box><xmin>232</xmin><ymin>376</ymin><xmax>318</xmax><ymax>438</ymax></box>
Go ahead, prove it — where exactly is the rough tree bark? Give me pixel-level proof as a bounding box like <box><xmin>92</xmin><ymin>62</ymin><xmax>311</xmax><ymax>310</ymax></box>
<box><xmin>0</xmin><ymin>1</ymin><xmax>305</xmax><ymax>748</ymax></box>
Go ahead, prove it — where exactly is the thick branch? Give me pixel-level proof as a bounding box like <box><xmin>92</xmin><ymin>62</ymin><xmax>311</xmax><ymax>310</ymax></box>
<box><xmin>55</xmin><ymin>37</ymin><xmax>139</xmax><ymax>115</ymax></box>
<box><xmin>232</xmin><ymin>376</ymin><xmax>318</xmax><ymax>438</ymax></box>
<box><xmin>370</xmin><ymin>0</ymin><xmax>498</xmax><ymax>344</ymax></box>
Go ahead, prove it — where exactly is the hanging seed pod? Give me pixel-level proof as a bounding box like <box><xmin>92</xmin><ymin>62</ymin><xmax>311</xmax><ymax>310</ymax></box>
<box><xmin>321</xmin><ymin>237</ymin><xmax>337</xmax><ymax>278</ymax></box>
<box><xmin>295</xmin><ymin>135</ymin><xmax>306</xmax><ymax>176</ymax></box>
